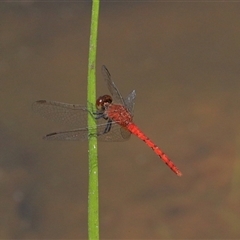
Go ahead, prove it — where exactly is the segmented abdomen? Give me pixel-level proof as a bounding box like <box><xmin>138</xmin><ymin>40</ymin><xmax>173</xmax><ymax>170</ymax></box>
<box><xmin>127</xmin><ymin>123</ymin><xmax>182</xmax><ymax>176</ymax></box>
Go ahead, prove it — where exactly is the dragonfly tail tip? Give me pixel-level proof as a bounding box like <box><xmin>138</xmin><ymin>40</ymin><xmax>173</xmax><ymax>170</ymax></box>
<box><xmin>176</xmin><ymin>171</ymin><xmax>182</xmax><ymax>177</ymax></box>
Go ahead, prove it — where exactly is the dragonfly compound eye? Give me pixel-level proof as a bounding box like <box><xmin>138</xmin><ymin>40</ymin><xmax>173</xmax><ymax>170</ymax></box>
<box><xmin>96</xmin><ymin>95</ymin><xmax>112</xmax><ymax>110</ymax></box>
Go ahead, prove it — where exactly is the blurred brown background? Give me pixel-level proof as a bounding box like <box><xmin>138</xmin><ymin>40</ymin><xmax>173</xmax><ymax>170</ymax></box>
<box><xmin>1</xmin><ymin>1</ymin><xmax>240</xmax><ymax>239</ymax></box>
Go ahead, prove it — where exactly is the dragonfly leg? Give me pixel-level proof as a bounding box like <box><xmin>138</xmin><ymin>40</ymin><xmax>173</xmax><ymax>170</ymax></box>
<box><xmin>103</xmin><ymin>119</ymin><xmax>112</xmax><ymax>133</ymax></box>
<box><xmin>93</xmin><ymin>111</ymin><xmax>108</xmax><ymax>120</ymax></box>
<box><xmin>89</xmin><ymin>111</ymin><xmax>112</xmax><ymax>137</ymax></box>
<box><xmin>96</xmin><ymin>119</ymin><xmax>112</xmax><ymax>137</ymax></box>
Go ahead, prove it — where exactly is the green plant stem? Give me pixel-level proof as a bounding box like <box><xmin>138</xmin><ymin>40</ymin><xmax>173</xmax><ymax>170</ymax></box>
<box><xmin>87</xmin><ymin>0</ymin><xmax>100</xmax><ymax>239</ymax></box>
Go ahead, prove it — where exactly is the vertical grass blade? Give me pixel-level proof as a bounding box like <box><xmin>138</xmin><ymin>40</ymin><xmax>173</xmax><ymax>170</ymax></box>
<box><xmin>87</xmin><ymin>0</ymin><xmax>100</xmax><ymax>239</ymax></box>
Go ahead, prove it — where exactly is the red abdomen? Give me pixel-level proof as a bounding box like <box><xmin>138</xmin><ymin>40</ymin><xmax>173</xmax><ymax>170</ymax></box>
<box><xmin>106</xmin><ymin>104</ymin><xmax>182</xmax><ymax>176</ymax></box>
<box><xmin>127</xmin><ymin>123</ymin><xmax>182</xmax><ymax>176</ymax></box>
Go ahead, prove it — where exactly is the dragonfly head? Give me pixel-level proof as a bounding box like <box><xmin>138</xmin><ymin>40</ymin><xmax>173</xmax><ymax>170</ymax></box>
<box><xmin>96</xmin><ymin>95</ymin><xmax>113</xmax><ymax>110</ymax></box>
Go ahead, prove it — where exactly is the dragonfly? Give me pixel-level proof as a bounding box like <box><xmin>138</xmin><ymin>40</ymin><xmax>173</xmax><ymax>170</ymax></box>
<box><xmin>32</xmin><ymin>65</ymin><xmax>182</xmax><ymax>176</ymax></box>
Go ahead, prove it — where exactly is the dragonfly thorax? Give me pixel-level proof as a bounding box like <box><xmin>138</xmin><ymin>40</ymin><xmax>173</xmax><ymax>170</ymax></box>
<box><xmin>96</xmin><ymin>95</ymin><xmax>112</xmax><ymax>111</ymax></box>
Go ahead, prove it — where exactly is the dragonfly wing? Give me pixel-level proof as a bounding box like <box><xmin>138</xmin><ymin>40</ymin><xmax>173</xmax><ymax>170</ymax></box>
<box><xmin>32</xmin><ymin>100</ymin><xmax>90</xmax><ymax>129</ymax></box>
<box><xmin>43</xmin><ymin>128</ymin><xmax>89</xmax><ymax>141</ymax></box>
<box><xmin>43</xmin><ymin>123</ymin><xmax>131</xmax><ymax>142</ymax></box>
<box><xmin>97</xmin><ymin>122</ymin><xmax>131</xmax><ymax>142</ymax></box>
<box><xmin>124</xmin><ymin>90</ymin><xmax>136</xmax><ymax>117</ymax></box>
<box><xmin>120</xmin><ymin>127</ymin><xmax>131</xmax><ymax>140</ymax></box>
<box><xmin>33</xmin><ymin>100</ymin><xmax>130</xmax><ymax>141</ymax></box>
<box><xmin>101</xmin><ymin>65</ymin><xmax>125</xmax><ymax>105</ymax></box>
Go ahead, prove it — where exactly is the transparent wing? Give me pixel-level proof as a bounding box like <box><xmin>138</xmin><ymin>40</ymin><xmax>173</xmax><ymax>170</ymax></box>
<box><xmin>101</xmin><ymin>65</ymin><xmax>125</xmax><ymax>105</ymax></box>
<box><xmin>124</xmin><ymin>90</ymin><xmax>136</xmax><ymax>117</ymax></box>
<box><xmin>97</xmin><ymin>123</ymin><xmax>131</xmax><ymax>141</ymax></box>
<box><xmin>32</xmin><ymin>100</ymin><xmax>90</xmax><ymax>129</ymax></box>
<box><xmin>33</xmin><ymin>100</ymin><xmax>131</xmax><ymax>141</ymax></box>
<box><xmin>43</xmin><ymin>128</ymin><xmax>89</xmax><ymax>141</ymax></box>
<box><xmin>43</xmin><ymin>122</ymin><xmax>131</xmax><ymax>142</ymax></box>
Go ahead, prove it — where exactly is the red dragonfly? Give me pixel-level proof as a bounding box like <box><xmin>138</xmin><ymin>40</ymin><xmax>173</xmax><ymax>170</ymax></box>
<box><xmin>32</xmin><ymin>65</ymin><xmax>182</xmax><ymax>176</ymax></box>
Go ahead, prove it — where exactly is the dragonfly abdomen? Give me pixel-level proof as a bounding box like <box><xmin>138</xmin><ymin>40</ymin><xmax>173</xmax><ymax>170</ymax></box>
<box><xmin>127</xmin><ymin>123</ymin><xmax>182</xmax><ymax>176</ymax></box>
